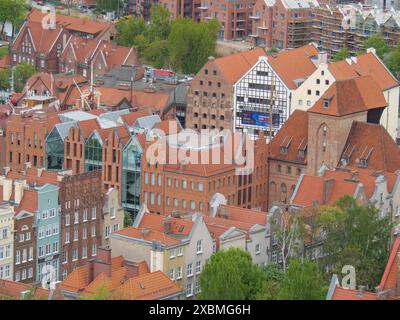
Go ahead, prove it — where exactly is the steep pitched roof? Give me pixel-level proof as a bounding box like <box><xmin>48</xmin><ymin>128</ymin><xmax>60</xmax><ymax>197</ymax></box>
<box><xmin>268</xmin><ymin>44</ymin><xmax>319</xmax><ymax>89</ymax></box>
<box><xmin>120</xmin><ymin>110</ymin><xmax>152</xmax><ymax>127</ymax></box>
<box><xmin>340</xmin><ymin>122</ymin><xmax>400</xmax><ymax>173</ymax></box>
<box><xmin>137</xmin><ymin>213</ymin><xmax>194</xmax><ymax>237</ymax></box>
<box><xmin>268</xmin><ymin>110</ymin><xmax>308</xmax><ymax>164</ymax></box>
<box><xmin>330</xmin><ymin>286</ymin><xmax>378</xmax><ymax>300</ymax></box>
<box><xmin>113</xmin><ymin>227</ymin><xmax>180</xmax><ymax>245</ymax></box>
<box><xmin>0</xmin><ymin>279</ymin><xmax>50</xmax><ymax>300</ymax></box>
<box><xmin>213</xmin><ymin>48</ymin><xmax>267</xmax><ymax>84</ymax></box>
<box><xmin>378</xmin><ymin>237</ymin><xmax>400</xmax><ymax>292</ymax></box>
<box><xmin>216</xmin><ymin>204</ymin><xmax>267</xmax><ymax>225</ymax></box>
<box><xmin>16</xmin><ymin>189</ymin><xmax>38</xmax><ymax>213</ymax></box>
<box><xmin>115</xmin><ymin>271</ymin><xmax>182</xmax><ymax>300</ymax></box>
<box><xmin>308</xmin><ymin>76</ymin><xmax>387</xmax><ymax>116</ymax></box>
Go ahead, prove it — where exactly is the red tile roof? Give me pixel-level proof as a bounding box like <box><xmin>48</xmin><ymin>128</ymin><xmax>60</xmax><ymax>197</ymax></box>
<box><xmin>341</xmin><ymin>122</ymin><xmax>400</xmax><ymax>173</ymax></box>
<box><xmin>137</xmin><ymin>213</ymin><xmax>194</xmax><ymax>237</ymax></box>
<box><xmin>308</xmin><ymin>76</ymin><xmax>387</xmax><ymax>117</ymax></box>
<box><xmin>114</xmin><ymin>270</ymin><xmax>182</xmax><ymax>300</ymax></box>
<box><xmin>268</xmin><ymin>44</ymin><xmax>319</xmax><ymax>89</ymax></box>
<box><xmin>114</xmin><ymin>227</ymin><xmax>180</xmax><ymax>245</ymax></box>
<box><xmin>213</xmin><ymin>48</ymin><xmax>267</xmax><ymax>84</ymax></box>
<box><xmin>0</xmin><ymin>279</ymin><xmax>50</xmax><ymax>300</ymax></box>
<box><xmin>268</xmin><ymin>110</ymin><xmax>308</xmax><ymax>164</ymax></box>
<box><xmin>16</xmin><ymin>189</ymin><xmax>38</xmax><ymax>213</ymax></box>
<box><xmin>216</xmin><ymin>204</ymin><xmax>267</xmax><ymax>225</ymax></box>
<box><xmin>331</xmin><ymin>286</ymin><xmax>378</xmax><ymax>300</ymax></box>
<box><xmin>121</xmin><ymin>110</ymin><xmax>152</xmax><ymax>126</ymax></box>
<box><xmin>378</xmin><ymin>237</ymin><xmax>400</xmax><ymax>292</ymax></box>
<box><xmin>0</xmin><ymin>55</ymin><xmax>10</xmax><ymax>69</ymax></box>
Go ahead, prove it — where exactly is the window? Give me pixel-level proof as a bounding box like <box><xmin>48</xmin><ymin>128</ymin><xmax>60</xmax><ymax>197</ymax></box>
<box><xmin>74</xmin><ymin>227</ymin><xmax>78</xmax><ymax>241</ymax></box>
<box><xmin>65</xmin><ymin>230</ymin><xmax>70</xmax><ymax>244</ymax></box>
<box><xmin>91</xmin><ymin>225</ymin><xmax>96</xmax><ymax>237</ymax></box>
<box><xmin>28</xmin><ymin>267</ymin><xmax>33</xmax><ymax>279</ymax></box>
<box><xmin>105</xmin><ymin>225</ymin><xmax>111</xmax><ymax>238</ymax></box>
<box><xmin>177</xmin><ymin>266</ymin><xmax>182</xmax><ymax>279</ymax></box>
<box><xmin>196</xmin><ymin>240</ymin><xmax>203</xmax><ymax>254</ymax></box>
<box><xmin>38</xmin><ymin>246</ymin><xmax>44</xmax><ymax>258</ymax></box>
<box><xmin>169</xmin><ymin>269</ymin><xmax>175</xmax><ymax>280</ymax></box>
<box><xmin>190</xmin><ymin>200</ymin><xmax>195</xmax><ymax>210</ymax></box>
<box><xmin>19</xmin><ymin>233</ymin><xmax>24</xmax><ymax>243</ymax></box>
<box><xmin>82</xmin><ymin>246</ymin><xmax>87</xmax><ymax>258</ymax></box>
<box><xmin>325</xmin><ymin>79</ymin><xmax>329</xmax><ymax>85</ymax></box>
<box><xmin>92</xmin><ymin>243</ymin><xmax>97</xmax><ymax>256</ymax></box>
<box><xmin>169</xmin><ymin>249</ymin><xmax>176</xmax><ymax>259</ymax></box>
<box><xmin>316</xmin><ymin>90</ymin><xmax>320</xmax><ymax>96</ymax></box>
<box><xmin>198</xmin><ymin>183</ymin><xmax>203</xmax><ymax>192</ymax></box>
<box><xmin>53</xmin><ymin>223</ymin><xmax>59</xmax><ymax>235</ymax></box>
<box><xmin>74</xmin><ymin>212</ymin><xmax>79</xmax><ymax>224</ymax></box>
<box><xmin>72</xmin><ymin>248</ymin><xmax>78</xmax><ymax>261</ymax></box>
<box><xmin>195</xmin><ymin>261</ymin><xmax>201</xmax><ymax>274</ymax></box>
<box><xmin>186</xmin><ymin>283</ymin><xmax>193</xmax><ymax>297</ymax></box>
<box><xmin>46</xmin><ymin>225</ymin><xmax>52</xmax><ymax>237</ymax></box>
<box><xmin>255</xmin><ymin>244</ymin><xmax>261</xmax><ymax>255</ymax></box>
<box><xmin>16</xmin><ymin>250</ymin><xmax>20</xmax><ymax>264</ymax></box>
<box><xmin>91</xmin><ymin>207</ymin><xmax>97</xmax><ymax>220</ymax></box>
<box><xmin>29</xmin><ymin>247</ymin><xmax>33</xmax><ymax>261</ymax></box>
<box><xmin>316</xmin><ymin>79</ymin><xmax>320</xmax><ymax>84</ymax></box>
<box><xmin>82</xmin><ymin>227</ymin><xmax>87</xmax><ymax>239</ymax></box>
<box><xmin>83</xmin><ymin>209</ymin><xmax>88</xmax><ymax>222</ymax></box>
<box><xmin>25</xmin><ymin>232</ymin><xmax>31</xmax><ymax>241</ymax></box>
<box><xmin>53</xmin><ymin>242</ymin><xmax>58</xmax><ymax>254</ymax></box>
<box><xmin>187</xmin><ymin>263</ymin><xmax>193</xmax><ymax>277</ymax></box>
<box><xmin>65</xmin><ymin>214</ymin><xmax>70</xmax><ymax>226</ymax></box>
<box><xmin>177</xmin><ymin>247</ymin><xmax>183</xmax><ymax>257</ymax></box>
<box><xmin>307</xmin><ymin>89</ymin><xmax>311</xmax><ymax>95</ymax></box>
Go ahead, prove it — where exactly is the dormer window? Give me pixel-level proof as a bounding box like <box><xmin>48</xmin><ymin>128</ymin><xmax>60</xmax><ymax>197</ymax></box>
<box><xmin>280</xmin><ymin>146</ymin><xmax>288</xmax><ymax>154</ymax></box>
<box><xmin>323</xmin><ymin>99</ymin><xmax>330</xmax><ymax>108</ymax></box>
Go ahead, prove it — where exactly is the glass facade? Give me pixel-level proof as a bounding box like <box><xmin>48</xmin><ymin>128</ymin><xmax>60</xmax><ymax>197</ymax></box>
<box><xmin>84</xmin><ymin>133</ymin><xmax>103</xmax><ymax>172</ymax></box>
<box><xmin>46</xmin><ymin>129</ymin><xmax>64</xmax><ymax>170</ymax></box>
<box><xmin>121</xmin><ymin>137</ymin><xmax>142</xmax><ymax>219</ymax></box>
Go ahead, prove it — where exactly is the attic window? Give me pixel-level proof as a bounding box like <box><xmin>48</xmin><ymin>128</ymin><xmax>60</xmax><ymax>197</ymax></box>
<box><xmin>323</xmin><ymin>99</ymin><xmax>330</xmax><ymax>108</ymax></box>
<box><xmin>178</xmin><ymin>225</ymin><xmax>184</xmax><ymax>232</ymax></box>
<box><xmin>358</xmin><ymin>146</ymin><xmax>374</xmax><ymax>168</ymax></box>
<box><xmin>280</xmin><ymin>136</ymin><xmax>292</xmax><ymax>155</ymax></box>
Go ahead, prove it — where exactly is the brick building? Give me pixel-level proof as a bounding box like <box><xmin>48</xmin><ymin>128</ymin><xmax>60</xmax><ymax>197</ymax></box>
<box><xmin>186</xmin><ymin>48</ymin><xmax>266</xmax><ymax>131</ymax></box>
<box><xmin>58</xmin><ymin>170</ymin><xmax>103</xmax><ymax>280</ymax></box>
<box><xmin>250</xmin><ymin>0</ymin><xmax>318</xmax><ymax>49</ymax></box>
<box><xmin>11</xmin><ymin>9</ymin><xmax>117</xmax><ymax>74</ymax></box>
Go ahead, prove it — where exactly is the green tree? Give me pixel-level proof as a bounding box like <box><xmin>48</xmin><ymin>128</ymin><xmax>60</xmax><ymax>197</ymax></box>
<box><xmin>277</xmin><ymin>259</ymin><xmax>326</xmax><ymax>300</ymax></box>
<box><xmin>198</xmin><ymin>248</ymin><xmax>266</xmax><ymax>300</ymax></box>
<box><xmin>14</xmin><ymin>62</ymin><xmax>35</xmax><ymax>92</ymax></box>
<box><xmin>364</xmin><ymin>34</ymin><xmax>389</xmax><ymax>59</ymax></box>
<box><xmin>0</xmin><ymin>68</ymin><xmax>10</xmax><ymax>91</ymax></box>
<box><xmin>333</xmin><ymin>48</ymin><xmax>350</xmax><ymax>62</ymax></box>
<box><xmin>318</xmin><ymin>195</ymin><xmax>392</xmax><ymax>289</ymax></box>
<box><xmin>384</xmin><ymin>43</ymin><xmax>400</xmax><ymax>77</ymax></box>
<box><xmin>2</xmin><ymin>0</ymin><xmax>27</xmax><ymax>38</ymax></box>
<box><xmin>168</xmin><ymin>18</ymin><xmax>220</xmax><ymax>74</ymax></box>
<box><xmin>124</xmin><ymin>212</ymin><xmax>133</xmax><ymax>227</ymax></box>
<box><xmin>96</xmin><ymin>0</ymin><xmax>121</xmax><ymax>12</ymax></box>
<box><xmin>116</xmin><ymin>16</ymin><xmax>146</xmax><ymax>47</ymax></box>
<box><xmin>146</xmin><ymin>5</ymin><xmax>171</xmax><ymax>42</ymax></box>
<box><xmin>255</xmin><ymin>264</ymin><xmax>284</xmax><ymax>300</ymax></box>
<box><xmin>80</xmin><ymin>282</ymin><xmax>114</xmax><ymax>300</ymax></box>
<box><xmin>267</xmin><ymin>47</ymin><xmax>279</xmax><ymax>54</ymax></box>
<box><xmin>144</xmin><ymin>39</ymin><xmax>169</xmax><ymax>68</ymax></box>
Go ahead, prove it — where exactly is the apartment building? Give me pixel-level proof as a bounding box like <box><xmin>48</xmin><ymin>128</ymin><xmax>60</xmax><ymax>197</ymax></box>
<box><xmin>204</xmin><ymin>204</ymin><xmax>269</xmax><ymax>265</ymax></box>
<box><xmin>59</xmin><ymin>170</ymin><xmax>103</xmax><ymax>280</ymax></box>
<box><xmin>133</xmin><ymin>211</ymin><xmax>214</xmax><ymax>299</ymax></box>
<box><xmin>197</xmin><ymin>0</ymin><xmax>256</xmax><ymax>40</ymax></box>
<box><xmin>6</xmin><ymin>110</ymin><xmax>60</xmax><ymax>172</ymax></box>
<box><xmin>102</xmin><ymin>188</ymin><xmax>125</xmax><ymax>247</ymax></box>
<box><xmin>250</xmin><ymin>0</ymin><xmax>318</xmax><ymax>48</ymax></box>
<box><xmin>291</xmin><ymin>49</ymin><xmax>400</xmax><ymax>140</ymax></box>
<box><xmin>14</xmin><ymin>206</ymin><xmax>36</xmax><ymax>284</ymax></box>
<box><xmin>186</xmin><ymin>48</ymin><xmax>266</xmax><ymax>131</ymax></box>
<box><xmin>35</xmin><ymin>184</ymin><xmax>60</xmax><ymax>283</ymax></box>
<box><xmin>0</xmin><ymin>201</ymin><xmax>14</xmax><ymax>281</ymax></box>
<box><xmin>11</xmin><ymin>9</ymin><xmax>117</xmax><ymax>73</ymax></box>
<box><xmin>233</xmin><ymin>44</ymin><xmax>319</xmax><ymax>139</ymax></box>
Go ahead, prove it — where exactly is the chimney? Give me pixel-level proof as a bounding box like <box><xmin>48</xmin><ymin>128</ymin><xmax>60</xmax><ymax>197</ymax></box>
<box><xmin>322</xmin><ymin>178</ymin><xmax>334</xmax><ymax>205</ymax></box>
<box><xmin>163</xmin><ymin>217</ymin><xmax>172</xmax><ymax>234</ymax></box>
<box><xmin>123</xmin><ymin>260</ymin><xmax>140</xmax><ymax>279</ymax></box>
<box><xmin>141</xmin><ymin>228</ymin><xmax>150</xmax><ymax>238</ymax></box>
<box><xmin>14</xmin><ymin>180</ymin><xmax>26</xmax><ymax>204</ymax></box>
<box><xmin>97</xmin><ymin>246</ymin><xmax>112</xmax><ymax>264</ymax></box>
<box><xmin>3</xmin><ymin>179</ymin><xmax>12</xmax><ymax>201</ymax></box>
<box><xmin>318</xmin><ymin>51</ymin><xmax>328</xmax><ymax>65</ymax></box>
<box><xmin>357</xmin><ymin>285</ymin><xmax>366</xmax><ymax>297</ymax></box>
<box><xmin>366</xmin><ymin>47</ymin><xmax>376</xmax><ymax>55</ymax></box>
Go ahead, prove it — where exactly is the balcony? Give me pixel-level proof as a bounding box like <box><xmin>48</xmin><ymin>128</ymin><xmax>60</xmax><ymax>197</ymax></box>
<box><xmin>249</xmin><ymin>15</ymin><xmax>260</xmax><ymax>20</ymax></box>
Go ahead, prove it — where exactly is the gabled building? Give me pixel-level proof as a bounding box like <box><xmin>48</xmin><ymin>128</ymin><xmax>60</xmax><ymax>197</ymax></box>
<box><xmin>186</xmin><ymin>48</ymin><xmax>266</xmax><ymax>131</ymax></box>
<box><xmin>102</xmin><ymin>188</ymin><xmax>125</xmax><ymax>247</ymax></box>
<box><xmin>291</xmin><ymin>49</ymin><xmax>400</xmax><ymax>140</ymax></box>
<box><xmin>0</xmin><ymin>199</ymin><xmax>14</xmax><ymax>281</ymax></box>
<box><xmin>233</xmin><ymin>44</ymin><xmax>319</xmax><ymax>139</ymax></box>
<box><xmin>132</xmin><ymin>210</ymin><xmax>214</xmax><ymax>299</ymax></box>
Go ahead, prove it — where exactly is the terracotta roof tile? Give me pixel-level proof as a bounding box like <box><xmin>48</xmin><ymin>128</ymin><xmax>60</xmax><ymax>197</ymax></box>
<box><xmin>121</xmin><ymin>110</ymin><xmax>152</xmax><ymax>126</ymax></box>
<box><xmin>216</xmin><ymin>204</ymin><xmax>267</xmax><ymax>225</ymax></box>
<box><xmin>331</xmin><ymin>286</ymin><xmax>378</xmax><ymax>300</ymax></box>
<box><xmin>137</xmin><ymin>213</ymin><xmax>194</xmax><ymax>237</ymax></box>
<box><xmin>268</xmin><ymin>44</ymin><xmax>319</xmax><ymax>89</ymax></box>
<box><xmin>16</xmin><ymin>189</ymin><xmax>38</xmax><ymax>213</ymax></box>
<box><xmin>341</xmin><ymin>122</ymin><xmax>400</xmax><ymax>173</ymax></box>
<box><xmin>114</xmin><ymin>227</ymin><xmax>180</xmax><ymax>245</ymax></box>
<box><xmin>114</xmin><ymin>271</ymin><xmax>182</xmax><ymax>300</ymax></box>
<box><xmin>268</xmin><ymin>110</ymin><xmax>308</xmax><ymax>164</ymax></box>
<box><xmin>214</xmin><ymin>47</ymin><xmax>266</xmax><ymax>84</ymax></box>
<box><xmin>60</xmin><ymin>265</ymin><xmax>89</xmax><ymax>293</ymax></box>
<box><xmin>309</xmin><ymin>76</ymin><xmax>387</xmax><ymax>116</ymax></box>
<box><xmin>378</xmin><ymin>237</ymin><xmax>400</xmax><ymax>292</ymax></box>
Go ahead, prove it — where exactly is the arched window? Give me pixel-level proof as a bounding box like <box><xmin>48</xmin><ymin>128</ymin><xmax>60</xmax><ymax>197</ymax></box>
<box><xmin>269</xmin><ymin>181</ymin><xmax>277</xmax><ymax>204</ymax></box>
<box><xmin>280</xmin><ymin>183</ymin><xmax>287</xmax><ymax>203</ymax></box>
